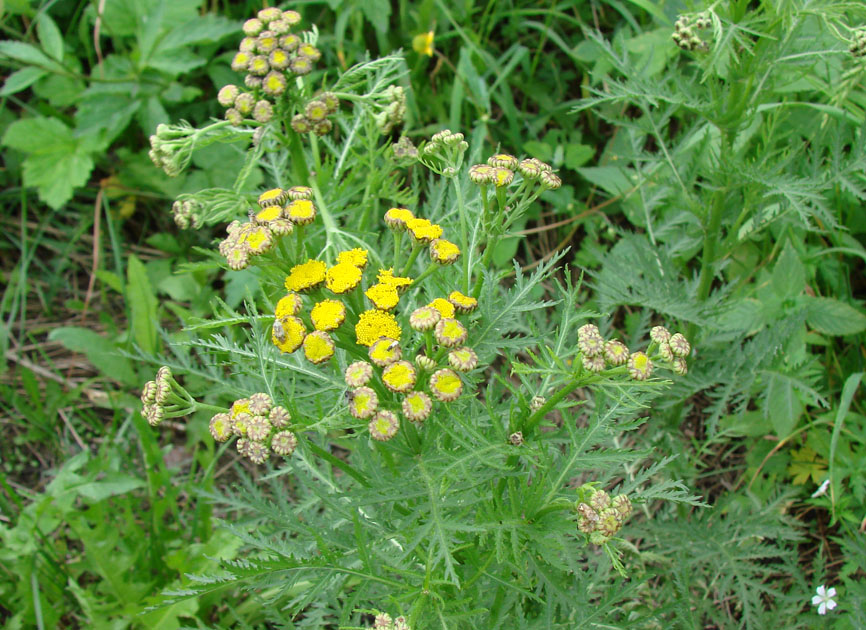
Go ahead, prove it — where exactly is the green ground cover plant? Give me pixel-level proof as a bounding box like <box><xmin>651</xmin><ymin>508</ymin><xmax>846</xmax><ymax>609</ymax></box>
<box><xmin>1</xmin><ymin>0</ymin><xmax>865</xmax><ymax>628</ymax></box>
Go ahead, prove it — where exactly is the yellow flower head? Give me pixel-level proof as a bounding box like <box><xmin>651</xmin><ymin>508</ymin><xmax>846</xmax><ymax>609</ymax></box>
<box><xmin>255</xmin><ymin>205</ymin><xmax>283</xmax><ymax>223</ymax></box>
<box><xmin>209</xmin><ymin>413</ymin><xmax>233</xmax><ymax>442</ymax></box>
<box><xmin>348</xmin><ymin>386</ymin><xmax>378</xmax><ymax>419</ymax></box>
<box><xmin>493</xmin><ymin>167</ymin><xmax>514</xmax><ymax>188</ymax></box>
<box><xmin>345</xmin><ymin>361</ymin><xmax>373</xmax><ymax>387</ymax></box>
<box><xmin>406</xmin><ymin>218</ymin><xmax>443</xmax><ymax>243</ymax></box>
<box><xmin>448</xmin><ymin>291</ymin><xmax>478</xmax><ymax>313</ymax></box>
<box><xmin>303</xmin><ymin>331</ymin><xmax>335</xmax><ymax>364</ymax></box>
<box><xmin>288</xmin><ymin>185</ymin><xmax>312</xmax><ymax>200</ymax></box>
<box><xmin>272</xmin><ymin>315</ymin><xmax>306</xmax><ymax>353</ymax></box>
<box><xmin>275</xmin><ymin>292</ymin><xmax>303</xmax><ymax>319</ymax></box>
<box><xmin>412</xmin><ymin>30</ymin><xmax>435</xmax><ymax>57</ymax></box>
<box><xmin>263</xmin><ymin>71</ymin><xmax>287</xmax><ymax>96</ymax></box>
<box><xmin>402</xmin><ymin>391</ymin><xmax>432</xmax><ymax>422</ymax></box>
<box><xmin>382</xmin><ymin>361</ymin><xmax>417</xmax><ymax>393</ymax></box>
<box><xmin>428</xmin><ymin>297</ymin><xmax>456</xmax><ymax>319</ymax></box>
<box><xmin>448</xmin><ymin>346</ymin><xmax>478</xmax><ymax>372</ymax></box>
<box><xmin>628</xmin><ymin>352</ymin><xmax>653</xmax><ymax>381</ymax></box>
<box><xmin>409</xmin><ymin>306</ymin><xmax>441</xmax><ymax>331</ymax></box>
<box><xmin>434</xmin><ymin>318</ymin><xmax>468</xmax><ymax>347</ymax></box>
<box><xmin>231</xmin><ymin>398</ymin><xmax>251</xmax><ymax>419</ymax></box>
<box><xmin>369</xmin><ymin>337</ymin><xmax>402</xmax><ymax>367</ymax></box>
<box><xmin>258</xmin><ymin>188</ymin><xmax>287</xmax><ymax>207</ymax></box>
<box><xmin>369</xmin><ymin>410</ymin><xmax>399</xmax><ymax>441</ymax></box>
<box><xmin>356</xmin><ymin>310</ymin><xmax>402</xmax><ymax>347</ymax></box>
<box><xmin>384</xmin><ymin>207</ymin><xmax>415</xmax><ymax>231</ymax></box>
<box><xmin>430</xmin><ymin>368</ymin><xmax>463</xmax><ymax>402</ymax></box>
<box><xmin>429</xmin><ymin>238</ymin><xmax>461</xmax><ymax>265</ymax></box>
<box><xmin>365</xmin><ymin>283</ymin><xmax>400</xmax><ymax>311</ymax></box>
<box><xmin>336</xmin><ymin>248</ymin><xmax>369</xmax><ymax>269</ymax></box>
<box><xmin>488</xmin><ymin>153</ymin><xmax>519</xmax><ymax>170</ymax></box>
<box><xmin>326</xmin><ymin>262</ymin><xmax>363</xmax><ymax>294</ymax></box>
<box><xmin>377</xmin><ymin>268</ymin><xmax>413</xmax><ymax>292</ymax></box>
<box><xmin>237</xmin><ymin>224</ymin><xmax>272</xmax><ymax>255</ymax></box>
<box><xmin>285</xmin><ymin>259</ymin><xmax>327</xmax><ymax>292</ymax></box>
<box><xmin>285</xmin><ymin>199</ymin><xmax>317</xmax><ymax>225</ymax></box>
<box><xmin>311</xmin><ymin>299</ymin><xmax>346</xmax><ymax>331</ymax></box>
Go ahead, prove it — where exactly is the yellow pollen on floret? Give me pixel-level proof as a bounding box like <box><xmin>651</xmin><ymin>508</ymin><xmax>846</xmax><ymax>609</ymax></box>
<box><xmin>272</xmin><ymin>316</ymin><xmax>306</xmax><ymax>353</ymax></box>
<box><xmin>377</xmin><ymin>268</ymin><xmax>413</xmax><ymax>291</ymax></box>
<box><xmin>325</xmin><ymin>262</ymin><xmax>363</xmax><ymax>294</ymax></box>
<box><xmin>258</xmin><ymin>188</ymin><xmax>284</xmax><ymax>206</ymax></box>
<box><xmin>406</xmin><ymin>393</ymin><xmax>426</xmax><ymax>414</ymax></box>
<box><xmin>211</xmin><ymin>416</ymin><xmax>232</xmax><ymax>441</ymax></box>
<box><xmin>250</xmin><ymin>57</ymin><xmax>268</xmax><ymax>73</ymax></box>
<box><xmin>365</xmin><ymin>283</ymin><xmax>400</xmax><ymax>310</ymax></box>
<box><xmin>428</xmin><ymin>298</ymin><xmax>456</xmax><ymax>318</ymax></box>
<box><xmin>633</xmin><ymin>354</ymin><xmax>648</xmax><ymax>370</ymax></box>
<box><xmin>382</xmin><ymin>362</ymin><xmax>416</xmax><ymax>392</ymax></box>
<box><xmin>286</xmin><ymin>199</ymin><xmax>316</xmax><ymax>221</ymax></box>
<box><xmin>355</xmin><ymin>310</ymin><xmax>401</xmax><ymax>347</ymax></box>
<box><xmin>433</xmin><ymin>371</ymin><xmax>461</xmax><ymax>394</ymax></box>
<box><xmin>369</xmin><ymin>338</ymin><xmax>400</xmax><ymax>365</ymax></box>
<box><xmin>406</xmin><ymin>218</ymin><xmax>443</xmax><ymax>242</ymax></box>
<box><xmin>448</xmin><ymin>290</ymin><xmax>478</xmax><ymax>311</ymax></box>
<box><xmin>336</xmin><ymin>248</ymin><xmax>369</xmax><ymax>269</ymax></box>
<box><xmin>384</xmin><ymin>207</ymin><xmax>414</xmax><ymax>227</ymax></box>
<box><xmin>354</xmin><ymin>391</ymin><xmax>373</xmax><ymax>414</ymax></box>
<box><xmin>231</xmin><ymin>400</ymin><xmax>251</xmax><ymax>418</ymax></box>
<box><xmin>303</xmin><ymin>332</ymin><xmax>335</xmax><ymax>363</ymax></box>
<box><xmin>265</xmin><ymin>73</ymin><xmax>285</xmax><ymax>93</ymax></box>
<box><xmin>431</xmin><ymin>239</ymin><xmax>460</xmax><ymax>263</ymax></box>
<box><xmin>255</xmin><ymin>205</ymin><xmax>282</xmax><ymax>222</ymax></box>
<box><xmin>275</xmin><ymin>293</ymin><xmax>302</xmax><ymax>319</ymax></box>
<box><xmin>311</xmin><ymin>299</ymin><xmax>346</xmax><ymax>331</ymax></box>
<box><xmin>285</xmin><ymin>259</ymin><xmax>327</xmax><ymax>292</ymax></box>
<box><xmin>242</xmin><ymin>228</ymin><xmax>271</xmax><ymax>254</ymax></box>
<box><xmin>271</xmin><ymin>49</ymin><xmax>288</xmax><ymax>65</ymax></box>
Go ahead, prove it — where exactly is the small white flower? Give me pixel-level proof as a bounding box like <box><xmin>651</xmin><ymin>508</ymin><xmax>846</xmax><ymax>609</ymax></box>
<box><xmin>811</xmin><ymin>478</ymin><xmax>830</xmax><ymax>498</ymax></box>
<box><xmin>811</xmin><ymin>585</ymin><xmax>837</xmax><ymax>615</ymax></box>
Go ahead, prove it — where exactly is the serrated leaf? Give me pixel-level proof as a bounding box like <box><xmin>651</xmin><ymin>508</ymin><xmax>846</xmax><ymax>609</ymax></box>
<box><xmin>156</xmin><ymin>14</ymin><xmax>237</xmax><ymax>50</ymax></box>
<box><xmin>127</xmin><ymin>254</ymin><xmax>159</xmax><ymax>354</ymax></box>
<box><xmin>0</xmin><ymin>40</ymin><xmax>62</xmax><ymax>70</ymax></box>
<box><xmin>36</xmin><ymin>13</ymin><xmax>63</xmax><ymax>60</ymax></box>
<box><xmin>360</xmin><ymin>0</ymin><xmax>391</xmax><ymax>33</ymax></box>
<box><xmin>765</xmin><ymin>373</ymin><xmax>802</xmax><ymax>436</ymax></box>
<box><xmin>0</xmin><ymin>66</ymin><xmax>48</xmax><ymax>95</ymax></box>
<box><xmin>771</xmin><ymin>241</ymin><xmax>804</xmax><ymax>299</ymax></box>
<box><xmin>805</xmin><ymin>296</ymin><xmax>866</xmax><ymax>336</ymax></box>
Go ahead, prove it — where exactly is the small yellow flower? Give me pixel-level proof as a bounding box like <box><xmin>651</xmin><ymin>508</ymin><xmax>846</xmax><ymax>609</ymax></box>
<box><xmin>382</xmin><ymin>361</ymin><xmax>417</xmax><ymax>393</ymax></box>
<box><xmin>355</xmin><ymin>310</ymin><xmax>402</xmax><ymax>347</ymax></box>
<box><xmin>231</xmin><ymin>51</ymin><xmax>251</xmax><ymax>72</ymax></box>
<box><xmin>406</xmin><ymin>217</ymin><xmax>443</xmax><ymax>243</ymax></box>
<box><xmin>412</xmin><ymin>30</ymin><xmax>435</xmax><ymax>57</ymax></box>
<box><xmin>428</xmin><ymin>297</ymin><xmax>456</xmax><ymax>319</ymax></box>
<box><xmin>231</xmin><ymin>398</ymin><xmax>251</xmax><ymax>419</ymax></box>
<box><xmin>255</xmin><ymin>205</ymin><xmax>283</xmax><ymax>223</ymax></box>
<box><xmin>369</xmin><ymin>410</ymin><xmax>399</xmax><ymax>441</ymax></box>
<box><xmin>430</xmin><ymin>368</ymin><xmax>463</xmax><ymax>402</ymax></box>
<box><xmin>285</xmin><ymin>259</ymin><xmax>327</xmax><ymax>292</ymax></box>
<box><xmin>237</xmin><ymin>224</ymin><xmax>272</xmax><ymax>255</ymax></box>
<box><xmin>279</xmin><ymin>33</ymin><xmax>300</xmax><ymax>51</ymax></box>
<box><xmin>209</xmin><ymin>413</ymin><xmax>232</xmax><ymax>442</ymax></box>
<box><xmin>290</xmin><ymin>56</ymin><xmax>313</xmax><ymax>75</ymax></box>
<box><xmin>262</xmin><ymin>71</ymin><xmax>287</xmax><ymax>96</ymax></box>
<box><xmin>272</xmin><ymin>315</ymin><xmax>306</xmax><ymax>353</ymax></box>
<box><xmin>325</xmin><ymin>262</ymin><xmax>363</xmax><ymax>294</ymax></box>
<box><xmin>384</xmin><ymin>207</ymin><xmax>415</xmax><ymax>231</ymax></box>
<box><xmin>271</xmin><ymin>430</ymin><xmax>298</xmax><ymax>456</ymax></box>
<box><xmin>377</xmin><ymin>268</ymin><xmax>413</xmax><ymax>292</ymax></box>
<box><xmin>448</xmin><ymin>291</ymin><xmax>478</xmax><ymax>313</ymax></box>
<box><xmin>409</xmin><ymin>306</ymin><xmax>440</xmax><ymax>331</ymax></box>
<box><xmin>256</xmin><ymin>32</ymin><xmax>278</xmax><ymax>53</ymax></box>
<box><xmin>492</xmin><ymin>167</ymin><xmax>514</xmax><ymax>187</ymax></box>
<box><xmin>248</xmin><ymin>55</ymin><xmax>270</xmax><ymax>76</ymax></box>
<box><xmin>469</xmin><ymin>164</ymin><xmax>495</xmax><ymax>185</ymax></box>
<box><xmin>303</xmin><ymin>331</ymin><xmax>335</xmax><ymax>364</ymax></box>
<box><xmin>232</xmin><ymin>412</ymin><xmax>252</xmax><ymax>437</ymax></box>
<box><xmin>287</xmin><ymin>185</ymin><xmax>312</xmax><ymax>200</ymax></box>
<box><xmin>285</xmin><ymin>199</ymin><xmax>317</xmax><ymax>225</ymax></box>
<box><xmin>305</xmin><ymin>99</ymin><xmax>328</xmax><ymax>122</ymax></box>
<box><xmin>628</xmin><ymin>351</ymin><xmax>653</xmax><ymax>381</ymax></box>
<box><xmin>402</xmin><ymin>391</ymin><xmax>432</xmax><ymax>422</ymax></box>
<box><xmin>448</xmin><ymin>347</ymin><xmax>478</xmax><ymax>372</ymax></box>
<box><xmin>369</xmin><ymin>337</ymin><xmax>402</xmax><ymax>367</ymax></box>
<box><xmin>311</xmin><ymin>299</ymin><xmax>346</xmax><ymax>331</ymax></box>
<box><xmin>488</xmin><ymin>153</ymin><xmax>519</xmax><ymax>170</ymax></box>
<box><xmin>348</xmin><ymin>386</ymin><xmax>378</xmax><ymax>419</ymax></box>
<box><xmin>275</xmin><ymin>292</ymin><xmax>303</xmax><ymax>319</ymax></box>
<box><xmin>282</xmin><ymin>9</ymin><xmax>301</xmax><ymax>25</ymax></box>
<box><xmin>434</xmin><ymin>318</ymin><xmax>468</xmax><ymax>347</ymax></box>
<box><xmin>336</xmin><ymin>248</ymin><xmax>368</xmax><ymax>269</ymax></box>
<box><xmin>345</xmin><ymin>361</ymin><xmax>373</xmax><ymax>387</ymax></box>
<box><xmin>365</xmin><ymin>283</ymin><xmax>400</xmax><ymax>311</ymax></box>
<box><xmin>604</xmin><ymin>340</ymin><xmax>629</xmax><ymax>366</ymax></box>
<box><xmin>429</xmin><ymin>238</ymin><xmax>460</xmax><ymax>265</ymax></box>
<box><xmin>297</xmin><ymin>43</ymin><xmax>322</xmax><ymax>61</ymax></box>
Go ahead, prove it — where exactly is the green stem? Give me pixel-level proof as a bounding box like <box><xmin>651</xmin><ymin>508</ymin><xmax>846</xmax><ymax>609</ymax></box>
<box><xmin>392</xmin><ymin>230</ymin><xmax>403</xmax><ymax>270</ymax></box>
<box><xmin>412</xmin><ymin>262</ymin><xmax>440</xmax><ymax>286</ymax></box>
<box><xmin>401</xmin><ymin>244</ymin><xmax>423</xmax><ymax>276</ymax></box>
<box><xmin>453</xmin><ymin>178</ymin><xmax>471</xmax><ymax>293</ymax></box>
<box><xmin>306</xmin><ymin>441</ymin><xmax>370</xmax><ymax>487</ymax></box>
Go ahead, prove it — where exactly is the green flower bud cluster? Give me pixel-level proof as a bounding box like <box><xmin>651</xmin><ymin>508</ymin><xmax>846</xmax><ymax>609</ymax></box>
<box><xmin>574</xmin><ymin>322</ymin><xmax>691</xmax><ymax>380</ymax></box>
<box><xmin>171</xmin><ymin>199</ymin><xmax>202</xmax><ymax>230</ymax></box>
<box><xmin>672</xmin><ymin>13</ymin><xmax>711</xmax><ymax>53</ymax></box>
<box><xmin>221</xmin><ymin>8</ymin><xmax>323</xmax><ymax>126</ymax></box>
<box><xmin>421</xmin><ymin>129</ymin><xmax>469</xmax><ymax>175</ymax></box>
<box><xmin>390</xmin><ymin>136</ymin><xmax>419</xmax><ymax>164</ymax></box>
<box><xmin>850</xmin><ymin>29</ymin><xmax>866</xmax><ymax>58</ymax></box>
<box><xmin>141</xmin><ymin>366</ymin><xmax>195</xmax><ymax>426</ymax></box>
<box><xmin>373</xmin><ymin>85</ymin><xmax>407</xmax><ymax>134</ymax></box>
<box><xmin>208</xmin><ymin>393</ymin><xmax>297</xmax><ymax>465</ymax></box>
<box><xmin>575</xmin><ymin>486</ymin><xmax>633</xmax><ymax>545</ymax></box>
<box><xmin>373</xmin><ymin>612</ymin><xmax>410</xmax><ymax>630</ymax></box>
<box><xmin>148</xmin><ymin>123</ymin><xmax>195</xmax><ymax>177</ymax></box>
<box><xmin>469</xmin><ymin>153</ymin><xmax>560</xmax><ymax>190</ymax></box>
<box><xmin>290</xmin><ymin>92</ymin><xmax>340</xmax><ymax>136</ymax></box>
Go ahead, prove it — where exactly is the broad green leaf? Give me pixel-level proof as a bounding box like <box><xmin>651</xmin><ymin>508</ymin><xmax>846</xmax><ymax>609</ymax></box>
<box><xmin>0</xmin><ymin>66</ymin><xmax>47</xmax><ymax>95</ymax></box>
<box><xmin>565</xmin><ymin>143</ymin><xmax>595</xmax><ymax>170</ymax></box>
<box><xmin>146</xmin><ymin>48</ymin><xmax>205</xmax><ymax>75</ymax></box>
<box><xmin>156</xmin><ymin>14</ymin><xmax>237</xmax><ymax>50</ymax></box>
<box><xmin>1</xmin><ymin>117</ymin><xmax>95</xmax><ymax>209</ymax></box>
<box><xmin>0</xmin><ymin>40</ymin><xmax>62</xmax><ymax>70</ymax></box>
<box><xmin>771</xmin><ymin>241</ymin><xmax>805</xmax><ymax>299</ymax></box>
<box><xmin>765</xmin><ymin>372</ymin><xmax>802</xmax><ymax>436</ymax></box>
<box><xmin>577</xmin><ymin>166</ymin><xmax>636</xmax><ymax>197</ymax></box>
<box><xmin>48</xmin><ymin>327</ymin><xmax>137</xmax><ymax>385</ymax></box>
<box><xmin>127</xmin><ymin>254</ymin><xmax>159</xmax><ymax>354</ymax></box>
<box><xmin>36</xmin><ymin>12</ymin><xmax>63</xmax><ymax>60</ymax></box>
<box><xmin>360</xmin><ymin>0</ymin><xmax>391</xmax><ymax>33</ymax></box>
<box><xmin>805</xmin><ymin>296</ymin><xmax>866</xmax><ymax>336</ymax></box>
<box><xmin>75</xmin><ymin>475</ymin><xmax>145</xmax><ymax>501</ymax></box>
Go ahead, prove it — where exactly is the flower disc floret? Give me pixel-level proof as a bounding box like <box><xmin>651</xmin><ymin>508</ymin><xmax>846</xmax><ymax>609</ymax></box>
<box><xmin>272</xmin><ymin>315</ymin><xmax>306</xmax><ymax>353</ymax></box>
<box><xmin>415</xmin><ymin>354</ymin><xmax>436</xmax><ymax>370</ymax></box>
<box><xmin>275</xmin><ymin>292</ymin><xmax>303</xmax><ymax>318</ymax></box>
<box><xmin>280</xmin><ymin>33</ymin><xmax>300</xmax><ymax>51</ymax></box>
<box><xmin>377</xmin><ymin>269</ymin><xmax>413</xmax><ymax>292</ymax></box>
<box><xmin>258</xmin><ymin>188</ymin><xmax>287</xmax><ymax>208</ymax></box>
<box><xmin>448</xmin><ymin>347</ymin><xmax>478</xmax><ymax>372</ymax></box>
<box><xmin>285</xmin><ymin>259</ymin><xmax>327</xmax><ymax>292</ymax></box>
<box><xmin>434</xmin><ymin>318</ymin><xmax>468</xmax><ymax>347</ymax></box>
<box><xmin>257</xmin><ymin>7</ymin><xmax>282</xmax><ymax>23</ymax></box>
<box><xmin>303</xmin><ymin>331</ymin><xmax>335</xmax><ymax>364</ymax></box>
<box><xmin>232</xmin><ymin>412</ymin><xmax>252</xmax><ymax>437</ymax></box>
<box><xmin>448</xmin><ymin>291</ymin><xmax>478</xmax><ymax>313</ymax></box>
<box><xmin>282</xmin><ymin>9</ymin><xmax>301</xmax><ymax>25</ymax></box>
<box><xmin>578</xmin><ymin>334</ymin><xmax>604</xmax><ymax>357</ymax></box>
<box><xmin>382</xmin><ymin>361</ymin><xmax>417</xmax><ymax>393</ymax></box>
<box><xmin>369</xmin><ymin>337</ymin><xmax>402</xmax><ymax>367</ymax></box>
<box><xmin>369</xmin><ymin>410</ymin><xmax>399</xmax><ymax>441</ymax></box>
<box><xmin>365</xmin><ymin>283</ymin><xmax>400</xmax><ymax>310</ymax></box>
<box><xmin>540</xmin><ymin>171</ymin><xmax>562</xmax><ymax>189</ymax></box>
<box><xmin>406</xmin><ymin>218</ymin><xmax>443</xmax><ymax>243</ymax></box>
<box><xmin>628</xmin><ymin>352</ymin><xmax>653</xmax><ymax>381</ymax></box>
<box><xmin>402</xmin><ymin>391</ymin><xmax>432</xmax><ymax>422</ymax></box>
<box><xmin>311</xmin><ymin>299</ymin><xmax>346</xmax><ymax>331</ymax></box>
<box><xmin>243</xmin><ymin>18</ymin><xmax>263</xmax><ymax>36</ymax></box>
<box><xmin>384</xmin><ymin>207</ymin><xmax>414</xmax><ymax>230</ymax></box>
<box><xmin>578</xmin><ymin>323</ymin><xmax>600</xmax><ymax>340</ymax></box>
<box><xmin>488</xmin><ymin>153</ymin><xmax>518</xmax><ymax>169</ymax></box>
<box><xmin>517</xmin><ymin>159</ymin><xmax>541</xmax><ymax>179</ymax></box>
<box><xmin>218</xmin><ymin>84</ymin><xmax>239</xmax><ymax>107</ymax></box>
<box><xmin>247</xmin><ymin>414</ymin><xmax>272</xmax><ymax>441</ymax></box>
<box><xmin>297</xmin><ymin>43</ymin><xmax>322</xmax><ymax>61</ymax></box>
<box><xmin>468</xmin><ymin>164</ymin><xmax>494</xmax><ymax>184</ymax></box>
<box><xmin>209</xmin><ymin>413</ymin><xmax>232</xmax><ymax>442</ymax></box>
<box><xmin>231</xmin><ymin>51</ymin><xmax>252</xmax><ymax>72</ymax></box>
<box><xmin>290</xmin><ymin>56</ymin><xmax>312</xmax><ymax>75</ymax></box>
<box><xmin>348</xmin><ymin>386</ymin><xmax>378</xmax><ymax>419</ymax></box>
<box><xmin>287</xmin><ymin>186</ymin><xmax>312</xmax><ymax>200</ymax></box>
<box><xmin>669</xmin><ymin>333</ymin><xmax>691</xmax><ymax>357</ymax></box>
<box><xmin>429</xmin><ymin>239</ymin><xmax>461</xmax><ymax>264</ymax></box>
<box><xmin>337</xmin><ymin>248</ymin><xmax>368</xmax><ymax>269</ymax></box>
<box><xmin>604</xmin><ymin>340</ymin><xmax>629</xmax><ymax>366</ymax></box>
<box><xmin>285</xmin><ymin>199</ymin><xmax>317</xmax><ymax>225</ymax></box>
<box><xmin>234</xmin><ymin>92</ymin><xmax>255</xmax><ymax>114</ymax></box>
<box><xmin>255</xmin><ymin>205</ymin><xmax>282</xmax><ymax>224</ymax></box>
<box><xmin>492</xmin><ymin>167</ymin><xmax>514</xmax><ymax>187</ymax></box>
<box><xmin>345</xmin><ymin>361</ymin><xmax>373</xmax><ymax>387</ymax></box>
<box><xmin>262</xmin><ymin>71</ymin><xmax>287</xmax><ymax>96</ymax></box>
<box><xmin>269</xmin><ymin>406</ymin><xmax>291</xmax><ymax>427</ymax></box>
<box><xmin>582</xmin><ymin>354</ymin><xmax>605</xmax><ymax>372</ymax></box>
<box><xmin>305</xmin><ymin>100</ymin><xmax>328</xmax><ymax>122</ymax></box>
<box><xmin>672</xmin><ymin>356</ymin><xmax>688</xmax><ymax>375</ymax></box>
<box><xmin>246</xmin><ymin>441</ymin><xmax>269</xmax><ymax>464</ymax></box>
<box><xmin>249</xmin><ymin>392</ymin><xmax>273</xmax><ymax>415</ymax></box>
<box><xmin>256</xmin><ymin>31</ymin><xmax>278</xmax><ymax>53</ymax></box>
<box><xmin>225</xmin><ymin>245</ymin><xmax>249</xmax><ymax>270</ymax></box>
<box><xmin>428</xmin><ymin>298</ymin><xmax>455</xmax><ymax>319</ymax></box>
<box><xmin>409</xmin><ymin>306</ymin><xmax>440</xmax><ymax>331</ymax></box>
<box><xmin>231</xmin><ymin>398</ymin><xmax>251</xmax><ymax>418</ymax></box>
<box><xmin>355</xmin><ymin>310</ymin><xmax>402</xmax><ymax>347</ymax></box>
<box><xmin>271</xmin><ymin>430</ymin><xmax>298</xmax><ymax>456</ymax></box>
<box><xmin>326</xmin><ymin>263</ymin><xmax>363</xmax><ymax>294</ymax></box>
<box><xmin>650</xmin><ymin>325</ymin><xmax>671</xmax><ymax>343</ymax></box>
<box><xmin>430</xmin><ymin>368</ymin><xmax>463</xmax><ymax>402</ymax></box>
<box><xmin>248</xmin><ymin>55</ymin><xmax>270</xmax><ymax>76</ymax></box>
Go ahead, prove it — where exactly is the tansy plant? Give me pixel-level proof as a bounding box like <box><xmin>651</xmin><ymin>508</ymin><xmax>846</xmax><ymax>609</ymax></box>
<box><xmin>140</xmin><ymin>9</ymin><xmax>703</xmax><ymax>628</ymax></box>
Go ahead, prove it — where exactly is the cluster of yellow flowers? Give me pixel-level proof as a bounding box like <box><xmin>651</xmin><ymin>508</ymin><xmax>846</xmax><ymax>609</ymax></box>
<box><xmin>383</xmin><ymin>207</ymin><xmax>461</xmax><ymax>265</ymax></box>
<box><xmin>575</xmin><ymin>486</ymin><xmax>633</xmax><ymax>545</ymax></box>
<box><xmin>469</xmin><ymin>152</ymin><xmax>561</xmax><ymax>190</ymax></box>
<box><xmin>218</xmin><ymin>185</ymin><xmax>315</xmax><ymax>270</ymax></box>
<box><xmin>207</xmin><ymin>392</ymin><xmax>298</xmax><ymax>465</ymax></box>
<box><xmin>219</xmin><ymin>8</ymin><xmax>323</xmax><ymax>125</ymax></box>
<box><xmin>575</xmin><ymin>323</ymin><xmax>690</xmax><ymax>378</ymax></box>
